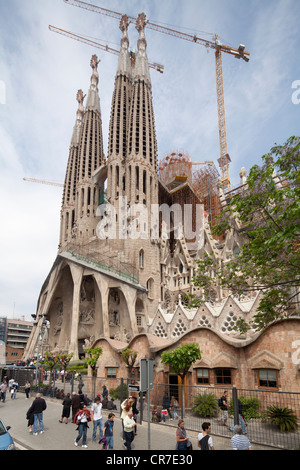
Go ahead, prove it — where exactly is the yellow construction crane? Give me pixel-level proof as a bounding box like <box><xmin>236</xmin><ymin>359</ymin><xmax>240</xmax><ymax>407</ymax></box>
<box><xmin>48</xmin><ymin>25</ymin><xmax>164</xmax><ymax>74</ymax></box>
<box><xmin>23</xmin><ymin>177</ymin><xmax>63</xmax><ymax>187</ymax></box>
<box><xmin>63</xmin><ymin>0</ymin><xmax>250</xmax><ymax>191</ymax></box>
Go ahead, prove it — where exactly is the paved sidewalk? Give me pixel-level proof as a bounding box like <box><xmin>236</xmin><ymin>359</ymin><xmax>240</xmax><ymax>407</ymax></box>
<box><xmin>0</xmin><ymin>394</ymin><xmax>269</xmax><ymax>451</ymax></box>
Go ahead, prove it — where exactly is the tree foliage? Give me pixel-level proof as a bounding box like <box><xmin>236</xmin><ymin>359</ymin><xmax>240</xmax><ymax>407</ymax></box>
<box><xmin>189</xmin><ymin>136</ymin><xmax>300</xmax><ymax>332</ymax></box>
<box><xmin>161</xmin><ymin>343</ymin><xmax>201</xmax><ymax>381</ymax></box>
<box><xmin>121</xmin><ymin>348</ymin><xmax>138</xmax><ymax>376</ymax></box>
<box><xmin>85</xmin><ymin>346</ymin><xmax>103</xmax><ymax>376</ymax></box>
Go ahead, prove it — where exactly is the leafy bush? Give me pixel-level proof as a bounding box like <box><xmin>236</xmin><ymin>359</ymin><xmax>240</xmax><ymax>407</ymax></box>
<box><xmin>263</xmin><ymin>405</ymin><xmax>298</xmax><ymax>432</ymax></box>
<box><xmin>192</xmin><ymin>392</ymin><xmax>219</xmax><ymax>418</ymax></box>
<box><xmin>229</xmin><ymin>396</ymin><xmax>261</xmax><ymax>420</ymax></box>
<box><xmin>68</xmin><ymin>360</ymin><xmax>87</xmax><ymax>374</ymax></box>
<box><xmin>109</xmin><ymin>383</ymin><xmax>127</xmax><ymax>400</ymax></box>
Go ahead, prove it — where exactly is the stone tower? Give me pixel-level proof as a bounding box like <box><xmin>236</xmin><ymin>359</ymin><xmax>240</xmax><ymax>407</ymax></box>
<box><xmin>103</xmin><ymin>13</ymin><xmax>160</xmax><ymax>316</ymax></box>
<box><xmin>59</xmin><ymin>54</ymin><xmax>105</xmax><ymax>250</ymax></box>
<box><xmin>59</xmin><ymin>89</ymin><xmax>85</xmax><ymax>248</ymax></box>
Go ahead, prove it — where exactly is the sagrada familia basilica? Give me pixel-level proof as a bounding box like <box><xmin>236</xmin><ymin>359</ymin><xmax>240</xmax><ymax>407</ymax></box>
<box><xmin>24</xmin><ymin>14</ymin><xmax>300</xmax><ymax>392</ymax></box>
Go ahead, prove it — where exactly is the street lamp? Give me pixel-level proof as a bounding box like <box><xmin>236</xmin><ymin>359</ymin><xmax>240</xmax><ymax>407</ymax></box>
<box><xmin>34</xmin><ymin>314</ymin><xmax>47</xmax><ymax>389</ymax></box>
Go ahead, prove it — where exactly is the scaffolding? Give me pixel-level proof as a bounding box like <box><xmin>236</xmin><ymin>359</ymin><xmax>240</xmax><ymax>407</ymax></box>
<box><xmin>192</xmin><ymin>162</ymin><xmax>221</xmax><ymax>226</ymax></box>
<box><xmin>158</xmin><ymin>151</ymin><xmax>221</xmax><ymax>227</ymax></box>
<box><xmin>159</xmin><ymin>151</ymin><xmax>192</xmax><ymax>187</ymax></box>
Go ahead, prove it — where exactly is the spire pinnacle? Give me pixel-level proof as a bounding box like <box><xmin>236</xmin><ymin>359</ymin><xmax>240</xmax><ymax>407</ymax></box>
<box><xmin>90</xmin><ymin>54</ymin><xmax>100</xmax><ymax>88</ymax></box>
<box><xmin>117</xmin><ymin>15</ymin><xmax>132</xmax><ymax>77</ymax></box>
<box><xmin>71</xmin><ymin>89</ymin><xmax>85</xmax><ymax>146</ymax></box>
<box><xmin>136</xmin><ymin>12</ymin><xmax>148</xmax><ymax>50</ymax></box>
<box><xmin>134</xmin><ymin>13</ymin><xmax>151</xmax><ymax>84</ymax></box>
<box><xmin>86</xmin><ymin>54</ymin><xmax>101</xmax><ymax>112</ymax></box>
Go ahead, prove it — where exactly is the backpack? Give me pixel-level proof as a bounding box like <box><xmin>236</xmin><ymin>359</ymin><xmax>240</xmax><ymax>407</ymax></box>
<box><xmin>199</xmin><ymin>434</ymin><xmax>210</xmax><ymax>450</ymax></box>
<box><xmin>217</xmin><ymin>397</ymin><xmax>222</xmax><ymax>407</ymax></box>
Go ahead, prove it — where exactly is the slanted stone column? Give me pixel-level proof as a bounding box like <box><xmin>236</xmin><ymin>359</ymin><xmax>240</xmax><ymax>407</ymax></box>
<box><xmin>69</xmin><ymin>264</ymin><xmax>83</xmax><ymax>359</ymax></box>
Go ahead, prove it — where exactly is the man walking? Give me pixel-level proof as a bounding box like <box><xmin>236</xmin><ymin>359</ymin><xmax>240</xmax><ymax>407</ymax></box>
<box><xmin>219</xmin><ymin>391</ymin><xmax>229</xmax><ymax>426</ymax></box>
<box><xmin>91</xmin><ymin>396</ymin><xmax>103</xmax><ymax>442</ymax></box>
<box><xmin>28</xmin><ymin>393</ymin><xmax>47</xmax><ymax>435</ymax></box>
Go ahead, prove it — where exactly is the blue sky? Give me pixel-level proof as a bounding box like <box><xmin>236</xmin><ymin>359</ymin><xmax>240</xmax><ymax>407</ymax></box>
<box><xmin>0</xmin><ymin>0</ymin><xmax>299</xmax><ymax>321</ymax></box>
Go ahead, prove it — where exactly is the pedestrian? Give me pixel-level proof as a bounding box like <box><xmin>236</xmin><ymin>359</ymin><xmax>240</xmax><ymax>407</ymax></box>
<box><xmin>24</xmin><ymin>381</ymin><xmax>31</xmax><ymax>399</ymax></box>
<box><xmin>102</xmin><ymin>385</ymin><xmax>108</xmax><ymax>400</ymax></box>
<box><xmin>171</xmin><ymin>396</ymin><xmax>179</xmax><ymax>419</ymax></box>
<box><xmin>175</xmin><ymin>419</ymin><xmax>190</xmax><ymax>450</ymax></box>
<box><xmin>162</xmin><ymin>392</ymin><xmax>172</xmax><ymax>420</ymax></box>
<box><xmin>8</xmin><ymin>378</ymin><xmax>14</xmax><ymax>392</ymax></box>
<box><xmin>74</xmin><ymin>404</ymin><xmax>91</xmax><ymax>448</ymax></box>
<box><xmin>11</xmin><ymin>380</ymin><xmax>18</xmax><ymax>400</ymax></box>
<box><xmin>197</xmin><ymin>422</ymin><xmax>215</xmax><ymax>450</ymax></box>
<box><xmin>231</xmin><ymin>424</ymin><xmax>252</xmax><ymax>450</ymax></box>
<box><xmin>26</xmin><ymin>407</ymin><xmax>34</xmax><ymax>433</ymax></box>
<box><xmin>230</xmin><ymin>399</ymin><xmax>247</xmax><ymax>434</ymax></box>
<box><xmin>59</xmin><ymin>393</ymin><xmax>72</xmax><ymax>424</ymax></box>
<box><xmin>78</xmin><ymin>374</ymin><xmax>84</xmax><ymax>392</ymax></box>
<box><xmin>151</xmin><ymin>405</ymin><xmax>161</xmax><ymax>423</ymax></box>
<box><xmin>107</xmin><ymin>397</ymin><xmax>117</xmax><ymax>411</ymax></box>
<box><xmin>78</xmin><ymin>388</ymin><xmax>85</xmax><ymax>405</ymax></box>
<box><xmin>132</xmin><ymin>396</ymin><xmax>139</xmax><ymax>435</ymax></box>
<box><xmin>121</xmin><ymin>397</ymin><xmax>134</xmax><ymax>441</ymax></box>
<box><xmin>101</xmin><ymin>412</ymin><xmax>115</xmax><ymax>450</ymax></box>
<box><xmin>71</xmin><ymin>392</ymin><xmax>81</xmax><ymax>421</ymax></box>
<box><xmin>0</xmin><ymin>380</ymin><xmax>7</xmax><ymax>402</ymax></box>
<box><xmin>27</xmin><ymin>393</ymin><xmax>47</xmax><ymax>435</ymax></box>
<box><xmin>218</xmin><ymin>390</ymin><xmax>228</xmax><ymax>426</ymax></box>
<box><xmin>123</xmin><ymin>411</ymin><xmax>136</xmax><ymax>450</ymax></box>
<box><xmin>91</xmin><ymin>396</ymin><xmax>103</xmax><ymax>442</ymax></box>
<box><xmin>102</xmin><ymin>395</ymin><xmax>108</xmax><ymax>409</ymax></box>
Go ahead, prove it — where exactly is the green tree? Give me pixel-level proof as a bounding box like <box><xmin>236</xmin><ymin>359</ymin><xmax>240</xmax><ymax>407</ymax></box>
<box><xmin>189</xmin><ymin>136</ymin><xmax>300</xmax><ymax>332</ymax></box>
<box><xmin>42</xmin><ymin>352</ymin><xmax>58</xmax><ymax>382</ymax></box>
<box><xmin>56</xmin><ymin>353</ymin><xmax>73</xmax><ymax>391</ymax></box>
<box><xmin>85</xmin><ymin>347</ymin><xmax>103</xmax><ymax>376</ymax></box>
<box><xmin>121</xmin><ymin>348</ymin><xmax>138</xmax><ymax>377</ymax></box>
<box><xmin>85</xmin><ymin>346</ymin><xmax>103</xmax><ymax>398</ymax></box>
<box><xmin>161</xmin><ymin>343</ymin><xmax>201</xmax><ymax>414</ymax></box>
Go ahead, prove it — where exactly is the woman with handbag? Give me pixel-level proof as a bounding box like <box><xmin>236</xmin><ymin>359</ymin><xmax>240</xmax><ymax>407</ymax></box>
<box><xmin>176</xmin><ymin>419</ymin><xmax>190</xmax><ymax>450</ymax></box>
<box><xmin>74</xmin><ymin>404</ymin><xmax>91</xmax><ymax>448</ymax></box>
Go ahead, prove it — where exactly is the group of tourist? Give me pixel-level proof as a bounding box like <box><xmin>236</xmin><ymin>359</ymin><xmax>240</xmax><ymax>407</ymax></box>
<box><xmin>0</xmin><ymin>377</ymin><xmax>21</xmax><ymax>401</ymax></box>
<box><xmin>3</xmin><ymin>375</ymin><xmax>252</xmax><ymax>450</ymax></box>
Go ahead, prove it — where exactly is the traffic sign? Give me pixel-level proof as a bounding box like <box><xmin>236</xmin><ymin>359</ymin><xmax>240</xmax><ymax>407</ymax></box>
<box><xmin>127</xmin><ymin>384</ymin><xmax>140</xmax><ymax>392</ymax></box>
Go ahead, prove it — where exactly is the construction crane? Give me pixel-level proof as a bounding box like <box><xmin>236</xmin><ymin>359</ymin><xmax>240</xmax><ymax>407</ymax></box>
<box><xmin>63</xmin><ymin>0</ymin><xmax>250</xmax><ymax>191</ymax></box>
<box><xmin>49</xmin><ymin>25</ymin><xmax>164</xmax><ymax>74</ymax></box>
<box><xmin>23</xmin><ymin>177</ymin><xmax>63</xmax><ymax>187</ymax></box>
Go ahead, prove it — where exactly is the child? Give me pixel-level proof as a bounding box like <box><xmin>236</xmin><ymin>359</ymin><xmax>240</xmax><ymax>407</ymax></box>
<box><xmin>102</xmin><ymin>413</ymin><xmax>115</xmax><ymax>450</ymax></box>
<box><xmin>151</xmin><ymin>405</ymin><xmax>161</xmax><ymax>423</ymax></box>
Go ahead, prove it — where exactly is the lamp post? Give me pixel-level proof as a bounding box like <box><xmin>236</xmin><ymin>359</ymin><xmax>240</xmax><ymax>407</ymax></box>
<box><xmin>34</xmin><ymin>314</ymin><xmax>46</xmax><ymax>390</ymax></box>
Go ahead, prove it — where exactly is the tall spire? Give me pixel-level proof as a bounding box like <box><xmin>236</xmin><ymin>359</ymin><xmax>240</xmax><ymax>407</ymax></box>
<box><xmin>127</xmin><ymin>13</ymin><xmax>158</xmax><ymax>182</ymax></box>
<box><xmin>59</xmin><ymin>90</ymin><xmax>85</xmax><ymax>248</ymax></box>
<box><xmin>106</xmin><ymin>15</ymin><xmax>133</xmax><ymax>208</ymax></box>
<box><xmin>74</xmin><ymin>55</ymin><xmax>105</xmax><ymax>243</ymax></box>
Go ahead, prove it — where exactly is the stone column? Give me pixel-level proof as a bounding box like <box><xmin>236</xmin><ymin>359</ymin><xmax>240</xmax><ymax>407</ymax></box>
<box><xmin>69</xmin><ymin>264</ymin><xmax>83</xmax><ymax>359</ymax></box>
<box><xmin>122</xmin><ymin>285</ymin><xmax>139</xmax><ymax>338</ymax></box>
<box><xmin>94</xmin><ymin>274</ymin><xmax>110</xmax><ymax>338</ymax></box>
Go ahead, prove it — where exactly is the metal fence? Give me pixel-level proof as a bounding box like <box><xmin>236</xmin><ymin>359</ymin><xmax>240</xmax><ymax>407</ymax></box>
<box><xmin>2</xmin><ymin>367</ymin><xmax>300</xmax><ymax>450</ymax></box>
<box><xmin>147</xmin><ymin>382</ymin><xmax>300</xmax><ymax>450</ymax></box>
